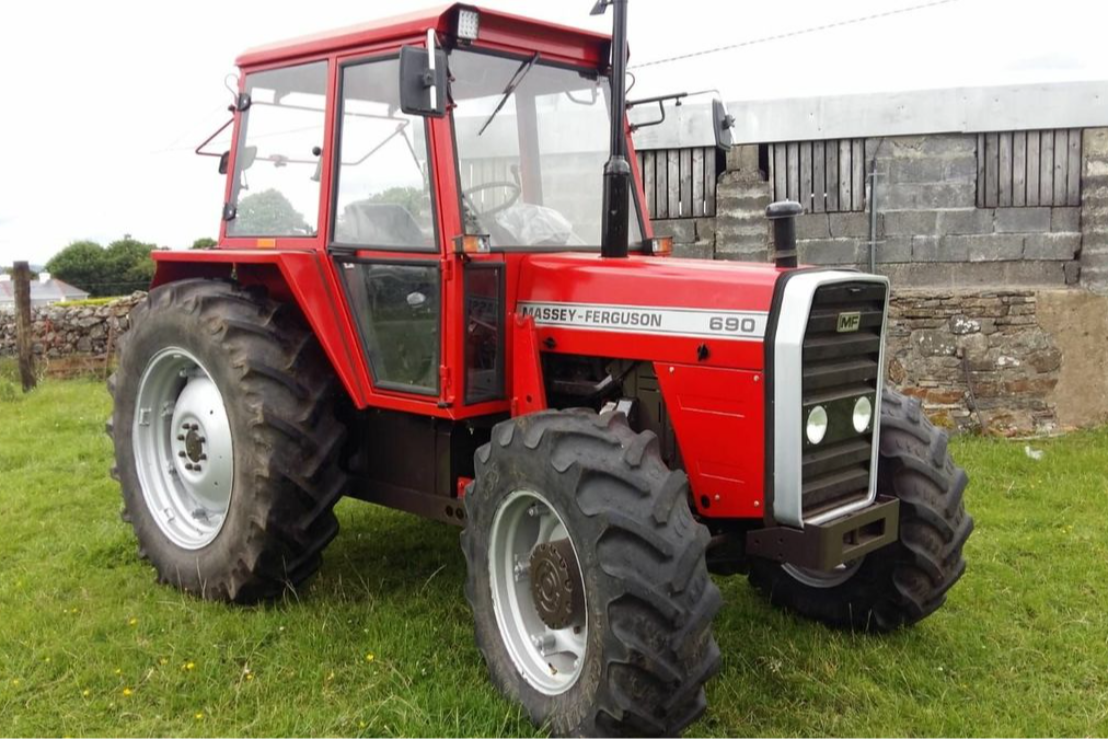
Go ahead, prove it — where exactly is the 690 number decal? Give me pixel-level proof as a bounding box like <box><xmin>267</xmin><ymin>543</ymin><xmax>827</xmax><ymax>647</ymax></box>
<box><xmin>709</xmin><ymin>315</ymin><xmax>759</xmax><ymax>335</ymax></box>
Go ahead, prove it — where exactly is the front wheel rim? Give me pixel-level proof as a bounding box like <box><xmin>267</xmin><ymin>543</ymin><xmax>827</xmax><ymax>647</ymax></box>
<box><xmin>782</xmin><ymin>557</ymin><xmax>864</xmax><ymax>589</ymax></box>
<box><xmin>132</xmin><ymin>347</ymin><xmax>234</xmax><ymax>550</ymax></box>
<box><xmin>488</xmin><ymin>489</ymin><xmax>588</xmax><ymax>696</ymax></box>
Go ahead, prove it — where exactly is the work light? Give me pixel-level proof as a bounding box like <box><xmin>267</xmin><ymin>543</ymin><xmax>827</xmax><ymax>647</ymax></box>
<box><xmin>457</xmin><ymin>9</ymin><xmax>480</xmax><ymax>40</ymax></box>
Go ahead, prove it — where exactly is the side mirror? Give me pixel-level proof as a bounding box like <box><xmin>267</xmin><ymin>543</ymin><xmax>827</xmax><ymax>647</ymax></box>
<box><xmin>400</xmin><ymin>32</ymin><xmax>447</xmax><ymax>118</ymax></box>
<box><xmin>218</xmin><ymin>151</ymin><xmax>230</xmax><ymax>175</ymax></box>
<box><xmin>239</xmin><ymin>145</ymin><xmax>258</xmax><ymax>171</ymax></box>
<box><xmin>713</xmin><ymin>99</ymin><xmax>735</xmax><ymax>150</ymax></box>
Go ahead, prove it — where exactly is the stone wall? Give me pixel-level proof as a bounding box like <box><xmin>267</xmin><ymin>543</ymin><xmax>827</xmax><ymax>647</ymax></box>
<box><xmin>0</xmin><ymin>294</ymin><xmax>143</xmax><ymax>359</ymax></box>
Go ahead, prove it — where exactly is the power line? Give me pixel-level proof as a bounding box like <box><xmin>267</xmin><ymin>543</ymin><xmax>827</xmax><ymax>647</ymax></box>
<box><xmin>629</xmin><ymin>0</ymin><xmax>960</xmax><ymax>69</ymax></box>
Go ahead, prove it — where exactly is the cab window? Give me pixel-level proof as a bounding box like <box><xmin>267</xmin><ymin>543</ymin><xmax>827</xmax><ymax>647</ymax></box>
<box><xmin>228</xmin><ymin>61</ymin><xmax>327</xmax><ymax>237</ymax></box>
<box><xmin>332</xmin><ymin>58</ymin><xmax>436</xmax><ymax>250</ymax></box>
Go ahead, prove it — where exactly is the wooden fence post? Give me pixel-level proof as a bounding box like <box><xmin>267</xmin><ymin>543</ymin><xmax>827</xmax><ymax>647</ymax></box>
<box><xmin>13</xmin><ymin>261</ymin><xmax>36</xmax><ymax>392</ymax></box>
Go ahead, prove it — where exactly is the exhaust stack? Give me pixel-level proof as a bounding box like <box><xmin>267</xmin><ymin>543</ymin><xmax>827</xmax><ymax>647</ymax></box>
<box><xmin>766</xmin><ymin>201</ymin><xmax>802</xmax><ymax>269</ymax></box>
<box><xmin>594</xmin><ymin>0</ymin><xmax>631</xmax><ymax>259</ymax></box>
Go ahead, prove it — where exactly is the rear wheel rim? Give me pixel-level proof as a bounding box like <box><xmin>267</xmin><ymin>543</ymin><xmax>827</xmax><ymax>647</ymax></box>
<box><xmin>132</xmin><ymin>347</ymin><xmax>234</xmax><ymax>550</ymax></box>
<box><xmin>488</xmin><ymin>489</ymin><xmax>587</xmax><ymax>696</ymax></box>
<box><xmin>782</xmin><ymin>558</ymin><xmax>864</xmax><ymax>589</ymax></box>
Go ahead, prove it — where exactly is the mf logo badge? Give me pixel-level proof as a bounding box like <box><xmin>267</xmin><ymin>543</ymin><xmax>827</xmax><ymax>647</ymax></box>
<box><xmin>836</xmin><ymin>311</ymin><xmax>862</xmax><ymax>333</ymax></box>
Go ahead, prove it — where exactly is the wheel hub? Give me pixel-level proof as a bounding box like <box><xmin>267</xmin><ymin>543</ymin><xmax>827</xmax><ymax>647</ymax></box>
<box><xmin>184</xmin><ymin>428</ymin><xmax>205</xmax><ymax>463</ymax></box>
<box><xmin>529</xmin><ymin>538</ymin><xmax>583</xmax><ymax>630</ymax></box>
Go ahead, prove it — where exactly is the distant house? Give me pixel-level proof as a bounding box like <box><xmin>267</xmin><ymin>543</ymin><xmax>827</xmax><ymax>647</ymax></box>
<box><xmin>0</xmin><ymin>272</ymin><xmax>90</xmax><ymax>309</ymax></box>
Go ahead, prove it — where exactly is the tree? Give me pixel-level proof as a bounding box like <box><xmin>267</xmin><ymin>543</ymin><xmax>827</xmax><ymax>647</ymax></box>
<box><xmin>46</xmin><ymin>240</ymin><xmax>109</xmax><ymax>295</ymax></box>
<box><xmin>45</xmin><ymin>237</ymin><xmax>158</xmax><ymax>297</ymax></box>
<box><xmin>191</xmin><ymin>237</ymin><xmax>217</xmax><ymax>250</ymax></box>
<box><xmin>105</xmin><ymin>238</ymin><xmax>158</xmax><ymax>295</ymax></box>
<box><xmin>232</xmin><ymin>189</ymin><xmax>310</xmax><ymax>236</ymax></box>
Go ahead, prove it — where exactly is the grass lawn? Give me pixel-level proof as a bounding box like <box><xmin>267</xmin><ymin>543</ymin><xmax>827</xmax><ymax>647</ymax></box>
<box><xmin>0</xmin><ymin>376</ymin><xmax>1106</xmax><ymax>737</ymax></box>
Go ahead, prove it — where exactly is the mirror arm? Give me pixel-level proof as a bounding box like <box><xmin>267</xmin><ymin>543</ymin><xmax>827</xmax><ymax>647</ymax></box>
<box><xmin>194</xmin><ymin>117</ymin><xmax>234</xmax><ymax>158</ymax></box>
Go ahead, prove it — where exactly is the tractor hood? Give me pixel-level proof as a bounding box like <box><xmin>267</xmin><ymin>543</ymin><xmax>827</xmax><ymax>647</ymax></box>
<box><xmin>514</xmin><ymin>253</ymin><xmax>784</xmax><ymax>370</ymax></box>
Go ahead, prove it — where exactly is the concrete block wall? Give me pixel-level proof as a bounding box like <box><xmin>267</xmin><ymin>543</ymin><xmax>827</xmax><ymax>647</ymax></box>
<box><xmin>1082</xmin><ymin>128</ymin><xmax>1108</xmax><ymax>291</ymax></box>
<box><xmin>700</xmin><ymin>134</ymin><xmax>1096</xmax><ymax>288</ymax></box>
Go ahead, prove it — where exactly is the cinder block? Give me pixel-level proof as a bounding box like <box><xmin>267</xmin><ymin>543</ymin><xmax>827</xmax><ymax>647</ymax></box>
<box><xmin>920</xmin><ymin>135</ymin><xmax>976</xmax><ymax>157</ymax></box>
<box><xmin>913</xmin><ymin>235</ymin><xmax>967</xmax><ymax>262</ymax></box>
<box><xmin>1064</xmin><ymin>261</ymin><xmax>1082</xmax><ymax>285</ymax></box>
<box><xmin>883</xmin><ymin>210</ymin><xmax>939</xmax><ymax>235</ymax></box>
<box><xmin>995</xmin><ymin>207</ymin><xmax>1051</xmax><ymax>233</ymax></box>
<box><xmin>1050</xmin><ymin>207</ymin><xmax>1081</xmax><ymax>233</ymax></box>
<box><xmin>1024</xmin><ymin>233</ymin><xmax>1081</xmax><ymax>260</ymax></box>
<box><xmin>673</xmin><ymin>242</ymin><xmax>714</xmax><ymax>260</ymax></box>
<box><xmin>889</xmin><ymin>158</ymin><xmax>946</xmax><ymax>185</ymax></box>
<box><xmin>694</xmin><ymin>218</ymin><xmax>717</xmax><ymax>243</ymax></box>
<box><xmin>795</xmin><ymin>213</ymin><xmax>831</xmax><ymax>240</ymax></box>
<box><xmin>958</xmin><ymin>234</ymin><xmax>1026</xmax><ymax>262</ymax></box>
<box><xmin>652</xmin><ymin>219</ymin><xmax>696</xmax><ymax>244</ymax></box>
<box><xmin>876</xmin><ymin>236</ymin><xmax>913</xmax><ymax>263</ymax></box>
<box><xmin>937</xmin><ymin>208</ymin><xmax>994</xmax><ymax>235</ymax></box>
<box><xmin>799</xmin><ymin>239</ymin><xmax>861</xmax><ymax>265</ymax></box>
<box><xmin>883</xmin><ymin>183</ymin><xmax>976</xmax><ymax>210</ymax></box>
<box><xmin>829</xmin><ymin>212</ymin><xmax>870</xmax><ymax>238</ymax></box>
<box><xmin>943</xmin><ymin>156</ymin><xmax>980</xmax><ymax>183</ymax></box>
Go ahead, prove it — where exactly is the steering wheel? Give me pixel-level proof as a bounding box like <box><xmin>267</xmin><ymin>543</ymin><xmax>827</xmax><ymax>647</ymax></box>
<box><xmin>462</xmin><ymin>181</ymin><xmax>522</xmax><ymax>218</ymax></box>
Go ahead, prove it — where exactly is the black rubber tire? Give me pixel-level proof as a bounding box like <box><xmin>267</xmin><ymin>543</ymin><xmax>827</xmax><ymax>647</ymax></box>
<box><xmin>749</xmin><ymin>388</ymin><xmax>973</xmax><ymax>631</ymax></box>
<box><xmin>462</xmin><ymin>409</ymin><xmax>722</xmax><ymax>737</ymax></box>
<box><xmin>108</xmin><ymin>279</ymin><xmax>348</xmax><ymax>604</ymax></box>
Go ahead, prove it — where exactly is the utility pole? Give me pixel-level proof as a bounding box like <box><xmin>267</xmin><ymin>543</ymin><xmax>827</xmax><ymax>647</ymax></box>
<box><xmin>13</xmin><ymin>261</ymin><xmax>36</xmax><ymax>392</ymax></box>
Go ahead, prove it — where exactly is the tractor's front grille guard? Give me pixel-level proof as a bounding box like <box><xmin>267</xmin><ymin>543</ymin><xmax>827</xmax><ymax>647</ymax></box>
<box><xmin>770</xmin><ymin>272</ymin><xmax>891</xmax><ymax>529</ymax></box>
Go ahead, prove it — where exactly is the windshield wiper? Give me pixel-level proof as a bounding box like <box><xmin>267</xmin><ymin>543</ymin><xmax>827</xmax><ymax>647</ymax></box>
<box><xmin>477</xmin><ymin>53</ymin><xmax>539</xmax><ymax>137</ymax></box>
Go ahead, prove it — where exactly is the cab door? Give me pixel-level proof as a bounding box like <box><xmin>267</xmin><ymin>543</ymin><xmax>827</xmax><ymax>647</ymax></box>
<box><xmin>328</xmin><ymin>53</ymin><xmax>445</xmax><ymax>400</ymax></box>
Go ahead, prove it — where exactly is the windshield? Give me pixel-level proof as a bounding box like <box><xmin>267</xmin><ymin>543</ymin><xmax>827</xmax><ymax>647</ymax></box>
<box><xmin>450</xmin><ymin>50</ymin><xmax>644</xmax><ymax>249</ymax></box>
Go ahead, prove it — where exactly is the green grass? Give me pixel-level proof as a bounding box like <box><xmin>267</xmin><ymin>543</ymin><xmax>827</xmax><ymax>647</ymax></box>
<box><xmin>0</xmin><ymin>380</ymin><xmax>1106</xmax><ymax>737</ymax></box>
<box><xmin>52</xmin><ymin>297</ymin><xmax>126</xmax><ymax>308</ymax></box>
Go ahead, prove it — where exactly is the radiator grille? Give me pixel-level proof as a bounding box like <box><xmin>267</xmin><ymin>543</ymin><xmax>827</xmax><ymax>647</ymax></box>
<box><xmin>800</xmin><ymin>281</ymin><xmax>888</xmax><ymax>519</ymax></box>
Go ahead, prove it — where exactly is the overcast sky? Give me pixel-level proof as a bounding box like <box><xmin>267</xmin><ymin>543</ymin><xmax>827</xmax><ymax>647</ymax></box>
<box><xmin>1</xmin><ymin>0</ymin><xmax>1105</xmax><ymax>266</ymax></box>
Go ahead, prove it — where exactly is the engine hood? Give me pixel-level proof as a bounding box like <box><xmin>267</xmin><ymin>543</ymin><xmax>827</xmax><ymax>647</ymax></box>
<box><xmin>513</xmin><ymin>253</ymin><xmax>785</xmax><ymax>370</ymax></box>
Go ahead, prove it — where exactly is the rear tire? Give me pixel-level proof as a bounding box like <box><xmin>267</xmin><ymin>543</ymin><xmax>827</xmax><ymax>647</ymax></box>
<box><xmin>749</xmin><ymin>388</ymin><xmax>973</xmax><ymax>631</ymax></box>
<box><xmin>108</xmin><ymin>279</ymin><xmax>348</xmax><ymax>603</ymax></box>
<box><xmin>463</xmin><ymin>410</ymin><xmax>721</xmax><ymax>737</ymax></box>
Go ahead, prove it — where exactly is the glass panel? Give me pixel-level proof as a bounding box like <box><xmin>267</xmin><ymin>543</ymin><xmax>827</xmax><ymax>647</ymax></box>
<box><xmin>338</xmin><ymin>261</ymin><xmax>440</xmax><ymax>393</ymax></box>
<box><xmin>333</xmin><ymin>58</ymin><xmax>435</xmax><ymax>248</ymax></box>
<box><xmin>464</xmin><ymin>265</ymin><xmax>504</xmax><ymax>404</ymax></box>
<box><xmin>229</xmin><ymin>61</ymin><xmax>327</xmax><ymax>237</ymax></box>
<box><xmin>450</xmin><ymin>50</ymin><xmax>644</xmax><ymax>249</ymax></box>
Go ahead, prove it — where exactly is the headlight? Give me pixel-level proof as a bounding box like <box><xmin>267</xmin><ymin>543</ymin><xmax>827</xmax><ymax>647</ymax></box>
<box><xmin>853</xmin><ymin>396</ymin><xmax>873</xmax><ymax>433</ymax></box>
<box><xmin>806</xmin><ymin>405</ymin><xmax>828</xmax><ymax>445</ymax></box>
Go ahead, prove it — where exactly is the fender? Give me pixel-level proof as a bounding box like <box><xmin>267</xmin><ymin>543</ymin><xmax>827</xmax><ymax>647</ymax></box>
<box><xmin>152</xmin><ymin>250</ymin><xmax>375</xmax><ymax>408</ymax></box>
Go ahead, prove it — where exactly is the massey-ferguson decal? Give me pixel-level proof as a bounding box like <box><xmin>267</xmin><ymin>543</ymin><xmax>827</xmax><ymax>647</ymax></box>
<box><xmin>518</xmin><ymin>301</ymin><xmax>768</xmax><ymax>341</ymax></box>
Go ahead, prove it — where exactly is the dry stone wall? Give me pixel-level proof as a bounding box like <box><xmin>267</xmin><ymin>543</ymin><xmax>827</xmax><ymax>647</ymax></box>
<box><xmin>0</xmin><ymin>293</ymin><xmax>143</xmax><ymax>359</ymax></box>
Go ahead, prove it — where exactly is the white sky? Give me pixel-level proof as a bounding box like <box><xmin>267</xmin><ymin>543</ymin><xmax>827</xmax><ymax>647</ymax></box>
<box><xmin>1</xmin><ymin>0</ymin><xmax>1105</xmax><ymax>265</ymax></box>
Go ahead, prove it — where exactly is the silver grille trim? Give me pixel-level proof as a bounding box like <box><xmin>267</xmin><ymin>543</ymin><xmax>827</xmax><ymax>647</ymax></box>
<box><xmin>772</xmin><ymin>271</ymin><xmax>890</xmax><ymax>529</ymax></box>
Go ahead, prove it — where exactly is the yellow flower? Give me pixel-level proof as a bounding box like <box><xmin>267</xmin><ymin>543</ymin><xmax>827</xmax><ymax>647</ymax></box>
<box><xmin>10</xmin><ymin>679</ymin><xmax>20</xmax><ymax>687</ymax></box>
<box><xmin>184</xmin><ymin>662</ymin><xmax>196</xmax><ymax>671</ymax></box>
<box><xmin>44</xmin><ymin>657</ymin><xmax>51</xmax><ymax>663</ymax></box>
<box><xmin>82</xmin><ymin>689</ymin><xmax>90</xmax><ymax>697</ymax></box>
<box><xmin>358</xmin><ymin>721</ymin><xmax>367</xmax><ymax>730</ymax></box>
<box><xmin>246</xmin><ymin>673</ymin><xmax>255</xmax><ymax>682</ymax></box>
<box><xmin>114</xmin><ymin>668</ymin><xmax>122</xmax><ymax>676</ymax></box>
<box><xmin>326</xmin><ymin>671</ymin><xmax>335</xmax><ymax>682</ymax></box>
<box><xmin>128</xmin><ymin>618</ymin><xmax>138</xmax><ymax>627</ymax></box>
<box><xmin>194</xmin><ymin>712</ymin><xmax>204</xmax><ymax>720</ymax></box>
<box><xmin>122</xmin><ymin>688</ymin><xmax>133</xmax><ymax>697</ymax></box>
<box><xmin>365</xmin><ymin>653</ymin><xmax>375</xmax><ymax>663</ymax></box>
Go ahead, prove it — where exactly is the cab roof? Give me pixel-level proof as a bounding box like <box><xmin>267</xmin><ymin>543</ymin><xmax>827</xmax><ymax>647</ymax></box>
<box><xmin>236</xmin><ymin>4</ymin><xmax>612</xmax><ymax>70</ymax></box>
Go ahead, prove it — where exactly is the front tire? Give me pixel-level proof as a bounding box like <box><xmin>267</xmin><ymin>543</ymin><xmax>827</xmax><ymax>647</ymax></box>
<box><xmin>749</xmin><ymin>388</ymin><xmax>973</xmax><ymax>631</ymax></box>
<box><xmin>463</xmin><ymin>410</ymin><xmax>721</xmax><ymax>737</ymax></box>
<box><xmin>109</xmin><ymin>279</ymin><xmax>348</xmax><ymax>603</ymax></box>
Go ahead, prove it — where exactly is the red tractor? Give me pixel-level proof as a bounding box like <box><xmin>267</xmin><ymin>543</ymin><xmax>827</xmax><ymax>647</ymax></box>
<box><xmin>109</xmin><ymin>3</ymin><xmax>972</xmax><ymax>735</ymax></box>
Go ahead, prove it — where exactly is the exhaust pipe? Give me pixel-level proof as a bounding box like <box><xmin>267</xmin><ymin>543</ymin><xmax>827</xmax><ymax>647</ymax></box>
<box><xmin>766</xmin><ymin>200</ymin><xmax>802</xmax><ymax>269</ymax></box>
<box><xmin>594</xmin><ymin>0</ymin><xmax>631</xmax><ymax>259</ymax></box>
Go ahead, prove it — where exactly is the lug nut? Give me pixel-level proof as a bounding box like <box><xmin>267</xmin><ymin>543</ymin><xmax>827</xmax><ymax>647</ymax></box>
<box><xmin>178</xmin><ymin>451</ymin><xmax>186</xmax><ymax>458</ymax></box>
<box><xmin>177</xmin><ymin>434</ymin><xmax>185</xmax><ymax>441</ymax></box>
<box><xmin>199</xmin><ymin>454</ymin><xmax>208</xmax><ymax>461</ymax></box>
<box><xmin>185</xmin><ymin>463</ymin><xmax>195</xmax><ymax>471</ymax></box>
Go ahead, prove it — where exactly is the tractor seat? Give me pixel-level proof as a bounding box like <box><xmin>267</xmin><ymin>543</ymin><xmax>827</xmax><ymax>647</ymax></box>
<box><xmin>336</xmin><ymin>202</ymin><xmax>428</xmax><ymax>247</ymax></box>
